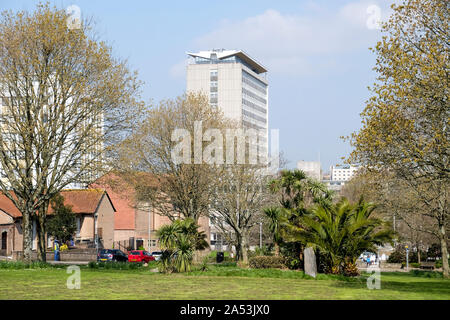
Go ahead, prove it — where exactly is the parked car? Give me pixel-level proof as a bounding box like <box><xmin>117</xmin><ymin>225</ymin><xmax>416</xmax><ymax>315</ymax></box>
<box><xmin>128</xmin><ymin>250</ymin><xmax>155</xmax><ymax>263</ymax></box>
<box><xmin>151</xmin><ymin>251</ymin><xmax>163</xmax><ymax>261</ymax></box>
<box><xmin>97</xmin><ymin>249</ymin><xmax>128</xmax><ymax>262</ymax></box>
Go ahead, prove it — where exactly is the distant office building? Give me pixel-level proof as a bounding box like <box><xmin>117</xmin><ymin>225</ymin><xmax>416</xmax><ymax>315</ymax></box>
<box><xmin>297</xmin><ymin>160</ymin><xmax>321</xmax><ymax>181</ymax></box>
<box><xmin>330</xmin><ymin>164</ymin><xmax>359</xmax><ymax>182</ymax></box>
<box><xmin>186</xmin><ymin>49</ymin><xmax>268</xmax><ymax>160</ymax></box>
<box><xmin>322</xmin><ymin>180</ymin><xmax>346</xmax><ymax>192</ymax></box>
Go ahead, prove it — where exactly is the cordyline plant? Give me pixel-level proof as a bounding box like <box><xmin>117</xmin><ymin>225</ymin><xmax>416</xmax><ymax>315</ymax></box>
<box><xmin>157</xmin><ymin>218</ymin><xmax>209</xmax><ymax>273</ymax></box>
<box><xmin>0</xmin><ymin>3</ymin><xmax>143</xmax><ymax>261</ymax></box>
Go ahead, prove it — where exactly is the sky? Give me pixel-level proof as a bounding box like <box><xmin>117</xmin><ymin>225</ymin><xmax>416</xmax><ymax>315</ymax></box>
<box><xmin>0</xmin><ymin>0</ymin><xmax>396</xmax><ymax>172</ymax></box>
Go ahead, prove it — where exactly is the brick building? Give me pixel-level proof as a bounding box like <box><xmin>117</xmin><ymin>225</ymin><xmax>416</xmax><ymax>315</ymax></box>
<box><xmin>0</xmin><ymin>189</ymin><xmax>116</xmax><ymax>256</ymax></box>
<box><xmin>91</xmin><ymin>172</ymin><xmax>211</xmax><ymax>253</ymax></box>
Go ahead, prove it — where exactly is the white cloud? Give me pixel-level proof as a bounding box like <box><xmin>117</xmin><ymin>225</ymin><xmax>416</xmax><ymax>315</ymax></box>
<box><xmin>172</xmin><ymin>0</ymin><xmax>393</xmax><ymax>77</ymax></box>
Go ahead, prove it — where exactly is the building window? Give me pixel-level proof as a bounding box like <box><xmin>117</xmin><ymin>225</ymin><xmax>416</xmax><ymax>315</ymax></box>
<box><xmin>210</xmin><ymin>69</ymin><xmax>218</xmax><ymax>81</ymax></box>
<box><xmin>210</xmin><ymin>92</ymin><xmax>218</xmax><ymax>104</ymax></box>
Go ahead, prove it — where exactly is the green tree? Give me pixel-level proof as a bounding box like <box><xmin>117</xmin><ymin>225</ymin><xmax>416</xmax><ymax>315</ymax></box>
<box><xmin>349</xmin><ymin>0</ymin><xmax>449</xmax><ymax>277</ymax></box>
<box><xmin>0</xmin><ymin>3</ymin><xmax>142</xmax><ymax>261</ymax></box>
<box><xmin>46</xmin><ymin>194</ymin><xmax>76</xmax><ymax>244</ymax></box>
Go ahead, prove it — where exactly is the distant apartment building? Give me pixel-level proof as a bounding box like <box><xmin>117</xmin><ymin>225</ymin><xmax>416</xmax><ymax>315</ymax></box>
<box><xmin>297</xmin><ymin>160</ymin><xmax>321</xmax><ymax>181</ymax></box>
<box><xmin>330</xmin><ymin>164</ymin><xmax>359</xmax><ymax>182</ymax></box>
<box><xmin>186</xmin><ymin>49</ymin><xmax>269</xmax><ymax>160</ymax></box>
<box><xmin>0</xmin><ymin>94</ymin><xmax>104</xmax><ymax>189</ymax></box>
<box><xmin>319</xmin><ymin>164</ymin><xmax>360</xmax><ymax>192</ymax></box>
<box><xmin>186</xmin><ymin>50</ymin><xmax>268</xmax><ymax>251</ymax></box>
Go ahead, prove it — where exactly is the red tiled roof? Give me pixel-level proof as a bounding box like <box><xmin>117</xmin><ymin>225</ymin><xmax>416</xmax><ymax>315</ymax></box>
<box><xmin>0</xmin><ymin>192</ymin><xmax>21</xmax><ymax>218</ymax></box>
<box><xmin>90</xmin><ymin>171</ymin><xmax>160</xmax><ymax>230</ymax></box>
<box><xmin>0</xmin><ymin>189</ymin><xmax>114</xmax><ymax>218</ymax></box>
<box><xmin>91</xmin><ymin>173</ymin><xmax>137</xmax><ymax>230</ymax></box>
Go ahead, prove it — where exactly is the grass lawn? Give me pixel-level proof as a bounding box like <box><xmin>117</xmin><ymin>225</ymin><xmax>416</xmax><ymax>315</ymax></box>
<box><xmin>0</xmin><ymin>264</ymin><xmax>449</xmax><ymax>300</ymax></box>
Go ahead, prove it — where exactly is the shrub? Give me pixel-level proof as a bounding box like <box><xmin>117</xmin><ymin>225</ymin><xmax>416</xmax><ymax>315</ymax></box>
<box><xmin>280</xmin><ymin>242</ymin><xmax>303</xmax><ymax>270</ymax></box>
<box><xmin>410</xmin><ymin>270</ymin><xmax>443</xmax><ymax>278</ymax></box>
<box><xmin>427</xmin><ymin>243</ymin><xmax>441</xmax><ymax>259</ymax></box>
<box><xmin>408</xmin><ymin>251</ymin><xmax>428</xmax><ymax>263</ymax></box>
<box><xmin>343</xmin><ymin>262</ymin><xmax>359</xmax><ymax>277</ymax></box>
<box><xmin>248</xmin><ymin>245</ymin><xmax>274</xmax><ymax>259</ymax></box>
<box><xmin>0</xmin><ymin>261</ymin><xmax>65</xmax><ymax>269</ymax></box>
<box><xmin>249</xmin><ymin>256</ymin><xmax>286</xmax><ymax>269</ymax></box>
<box><xmin>435</xmin><ymin>259</ymin><xmax>450</xmax><ymax>269</ymax></box>
<box><xmin>387</xmin><ymin>247</ymin><xmax>406</xmax><ymax>263</ymax></box>
<box><xmin>196</xmin><ymin>255</ymin><xmax>210</xmax><ymax>272</ymax></box>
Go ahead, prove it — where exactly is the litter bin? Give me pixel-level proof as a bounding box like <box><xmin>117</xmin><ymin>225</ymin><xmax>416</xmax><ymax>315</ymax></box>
<box><xmin>216</xmin><ymin>252</ymin><xmax>224</xmax><ymax>263</ymax></box>
<box><xmin>53</xmin><ymin>240</ymin><xmax>60</xmax><ymax>261</ymax></box>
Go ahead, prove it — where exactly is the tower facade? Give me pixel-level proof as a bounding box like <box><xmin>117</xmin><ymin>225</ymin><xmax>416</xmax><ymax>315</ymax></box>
<box><xmin>186</xmin><ymin>49</ymin><xmax>269</xmax><ymax>161</ymax></box>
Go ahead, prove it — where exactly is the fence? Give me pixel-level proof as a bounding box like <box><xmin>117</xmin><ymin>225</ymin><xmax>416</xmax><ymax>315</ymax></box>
<box><xmin>113</xmin><ymin>239</ymin><xmax>133</xmax><ymax>252</ymax></box>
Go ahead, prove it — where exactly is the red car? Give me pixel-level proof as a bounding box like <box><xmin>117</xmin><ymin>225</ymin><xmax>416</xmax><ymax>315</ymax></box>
<box><xmin>128</xmin><ymin>250</ymin><xmax>155</xmax><ymax>263</ymax></box>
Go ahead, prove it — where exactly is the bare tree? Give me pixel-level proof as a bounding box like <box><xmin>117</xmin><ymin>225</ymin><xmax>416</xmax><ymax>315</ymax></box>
<box><xmin>117</xmin><ymin>93</ymin><xmax>229</xmax><ymax>223</ymax></box>
<box><xmin>0</xmin><ymin>4</ymin><xmax>142</xmax><ymax>261</ymax></box>
<box><xmin>210</xmin><ymin>164</ymin><xmax>275</xmax><ymax>263</ymax></box>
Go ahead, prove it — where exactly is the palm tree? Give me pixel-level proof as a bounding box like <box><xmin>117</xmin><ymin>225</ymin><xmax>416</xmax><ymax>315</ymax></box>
<box><xmin>288</xmin><ymin>198</ymin><xmax>394</xmax><ymax>275</ymax></box>
<box><xmin>263</xmin><ymin>207</ymin><xmax>283</xmax><ymax>256</ymax></box>
<box><xmin>268</xmin><ymin>169</ymin><xmax>333</xmax><ymax>211</ymax></box>
<box><xmin>266</xmin><ymin>169</ymin><xmax>334</xmax><ymax>264</ymax></box>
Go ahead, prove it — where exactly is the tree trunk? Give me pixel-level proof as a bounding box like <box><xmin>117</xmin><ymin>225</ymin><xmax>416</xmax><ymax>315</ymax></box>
<box><xmin>36</xmin><ymin>212</ymin><xmax>47</xmax><ymax>262</ymax></box>
<box><xmin>417</xmin><ymin>244</ymin><xmax>421</xmax><ymax>264</ymax></box>
<box><xmin>22</xmin><ymin>209</ymin><xmax>33</xmax><ymax>262</ymax></box>
<box><xmin>235</xmin><ymin>242</ymin><xmax>242</xmax><ymax>262</ymax></box>
<box><xmin>241</xmin><ymin>233</ymin><xmax>249</xmax><ymax>264</ymax></box>
<box><xmin>274</xmin><ymin>243</ymin><xmax>280</xmax><ymax>256</ymax></box>
<box><xmin>438</xmin><ymin>222</ymin><xmax>449</xmax><ymax>278</ymax></box>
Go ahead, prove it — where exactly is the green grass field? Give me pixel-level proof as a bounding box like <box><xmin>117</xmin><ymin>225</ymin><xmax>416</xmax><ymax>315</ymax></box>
<box><xmin>0</xmin><ymin>264</ymin><xmax>449</xmax><ymax>300</ymax></box>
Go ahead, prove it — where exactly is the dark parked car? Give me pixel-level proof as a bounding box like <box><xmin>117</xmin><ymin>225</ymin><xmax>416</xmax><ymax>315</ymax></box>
<box><xmin>97</xmin><ymin>249</ymin><xmax>128</xmax><ymax>262</ymax></box>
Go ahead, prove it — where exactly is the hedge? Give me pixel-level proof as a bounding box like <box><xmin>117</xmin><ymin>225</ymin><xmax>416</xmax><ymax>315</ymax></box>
<box><xmin>249</xmin><ymin>256</ymin><xmax>286</xmax><ymax>269</ymax></box>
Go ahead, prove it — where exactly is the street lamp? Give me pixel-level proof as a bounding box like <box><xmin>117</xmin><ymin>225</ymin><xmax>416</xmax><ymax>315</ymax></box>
<box><xmin>259</xmin><ymin>221</ymin><xmax>262</xmax><ymax>249</ymax></box>
<box><xmin>405</xmin><ymin>245</ymin><xmax>409</xmax><ymax>271</ymax></box>
<box><xmin>148</xmin><ymin>204</ymin><xmax>152</xmax><ymax>252</ymax></box>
